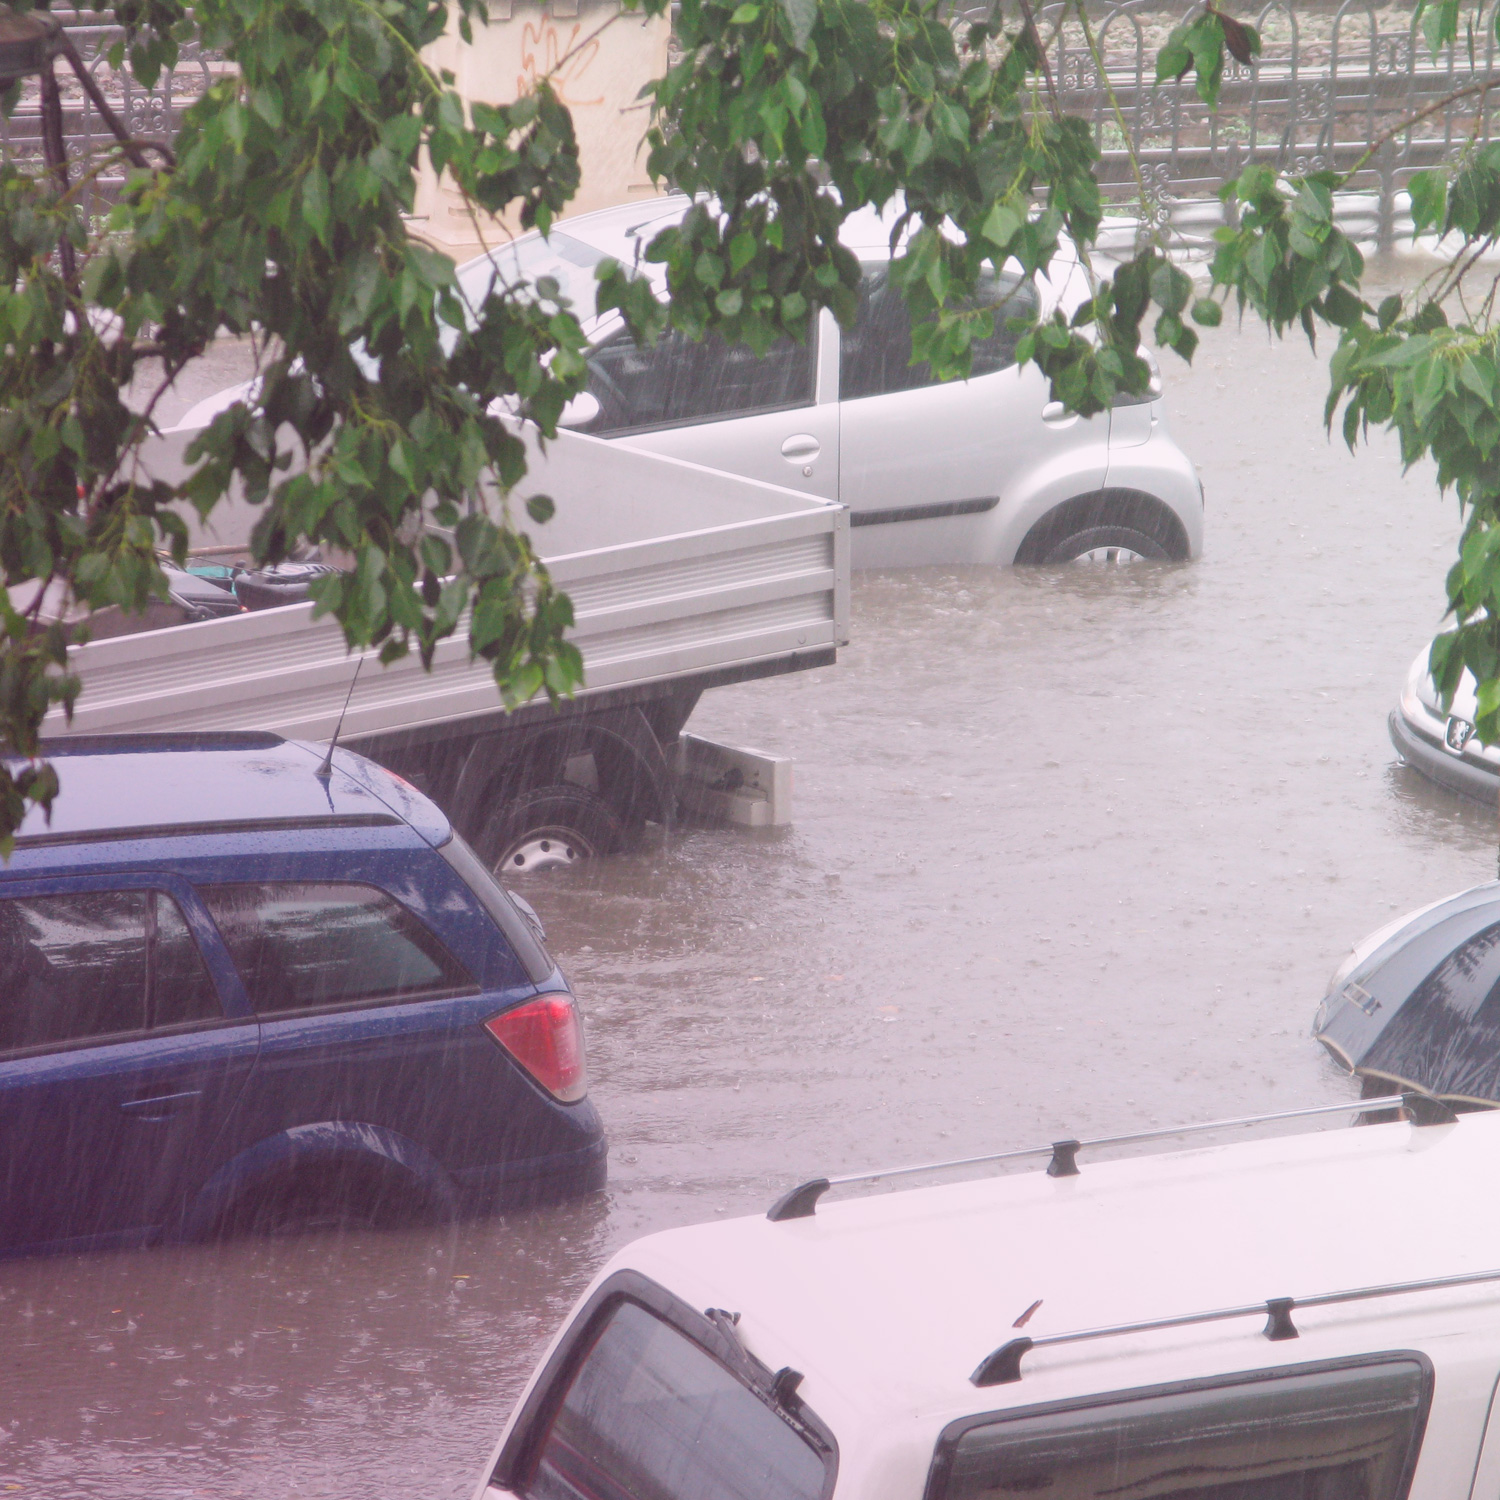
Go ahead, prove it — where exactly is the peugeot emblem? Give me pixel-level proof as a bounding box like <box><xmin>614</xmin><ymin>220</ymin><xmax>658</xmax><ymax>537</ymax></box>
<box><xmin>1446</xmin><ymin>715</ymin><xmax>1476</xmax><ymax>753</ymax></box>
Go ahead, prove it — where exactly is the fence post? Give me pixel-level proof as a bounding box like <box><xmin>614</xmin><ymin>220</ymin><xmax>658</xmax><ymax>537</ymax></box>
<box><xmin>1222</xmin><ymin>141</ymin><xmax>1241</xmax><ymax>230</ymax></box>
<box><xmin>1376</xmin><ymin>139</ymin><xmax>1397</xmax><ymax>254</ymax></box>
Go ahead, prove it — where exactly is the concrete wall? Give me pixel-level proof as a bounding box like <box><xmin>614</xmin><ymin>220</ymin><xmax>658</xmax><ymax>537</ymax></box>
<box><xmin>412</xmin><ymin>0</ymin><xmax>669</xmax><ymax>263</ymax></box>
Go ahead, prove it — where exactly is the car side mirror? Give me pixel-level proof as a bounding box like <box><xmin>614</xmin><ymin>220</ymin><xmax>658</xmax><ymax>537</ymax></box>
<box><xmin>558</xmin><ymin>390</ymin><xmax>601</xmax><ymax>429</ymax></box>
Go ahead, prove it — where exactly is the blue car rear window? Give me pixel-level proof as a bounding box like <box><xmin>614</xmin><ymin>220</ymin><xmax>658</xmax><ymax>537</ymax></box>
<box><xmin>199</xmin><ymin>881</ymin><xmax>475</xmax><ymax>1015</ymax></box>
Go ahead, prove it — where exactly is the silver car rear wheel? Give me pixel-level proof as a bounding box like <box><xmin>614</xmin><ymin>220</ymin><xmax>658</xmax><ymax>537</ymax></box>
<box><xmin>1041</xmin><ymin>524</ymin><xmax>1170</xmax><ymax>565</ymax></box>
<box><xmin>1071</xmin><ymin>544</ymin><xmax>1149</xmax><ymax>564</ymax></box>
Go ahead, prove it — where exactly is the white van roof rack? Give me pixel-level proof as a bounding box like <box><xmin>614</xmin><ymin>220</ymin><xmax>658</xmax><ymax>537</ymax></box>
<box><xmin>765</xmin><ymin>1092</ymin><xmax>1456</xmax><ymax>1222</ymax></box>
<box><xmin>972</xmin><ymin>1261</ymin><xmax>1500</xmax><ymax>1385</ymax></box>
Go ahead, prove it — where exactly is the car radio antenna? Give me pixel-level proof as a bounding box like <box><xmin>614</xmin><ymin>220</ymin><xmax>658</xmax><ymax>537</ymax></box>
<box><xmin>316</xmin><ymin>655</ymin><xmax>365</xmax><ymax>781</ymax></box>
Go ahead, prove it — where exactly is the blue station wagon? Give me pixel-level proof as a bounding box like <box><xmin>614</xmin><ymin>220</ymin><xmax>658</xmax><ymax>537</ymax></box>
<box><xmin>0</xmin><ymin>732</ymin><xmax>606</xmax><ymax>1256</ymax></box>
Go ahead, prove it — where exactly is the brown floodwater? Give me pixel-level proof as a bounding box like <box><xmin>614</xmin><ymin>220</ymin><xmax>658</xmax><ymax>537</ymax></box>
<box><xmin>3</xmin><ymin>264</ymin><xmax>1494</xmax><ymax>1498</ymax></box>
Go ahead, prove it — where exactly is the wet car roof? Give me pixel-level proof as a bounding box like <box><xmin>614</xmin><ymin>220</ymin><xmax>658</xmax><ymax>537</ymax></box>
<box><xmin>5</xmin><ymin>733</ymin><xmax>449</xmax><ymax>850</ymax></box>
<box><xmin>455</xmin><ymin>194</ymin><xmax>1080</xmax><ymax>298</ymax></box>
<box><xmin>607</xmin><ymin>1110</ymin><xmax>1500</xmax><ymax>1435</ymax></box>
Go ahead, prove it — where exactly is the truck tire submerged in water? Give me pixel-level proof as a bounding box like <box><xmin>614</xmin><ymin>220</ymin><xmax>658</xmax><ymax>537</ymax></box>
<box><xmin>480</xmin><ymin>784</ymin><xmax>626</xmax><ymax>874</ymax></box>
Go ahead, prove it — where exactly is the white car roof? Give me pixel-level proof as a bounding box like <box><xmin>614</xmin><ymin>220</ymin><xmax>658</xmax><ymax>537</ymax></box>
<box><xmin>594</xmin><ymin>1110</ymin><xmax>1500</xmax><ymax>1456</ymax></box>
<box><xmin>456</xmin><ymin>194</ymin><xmax>1080</xmax><ymax>298</ymax></box>
<box><xmin>543</xmin><ymin>195</ymin><xmax>980</xmax><ymax>261</ymax></box>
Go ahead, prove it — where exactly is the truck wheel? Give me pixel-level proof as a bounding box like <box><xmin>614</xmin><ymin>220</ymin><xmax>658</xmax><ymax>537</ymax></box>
<box><xmin>481</xmin><ymin>784</ymin><xmax>625</xmax><ymax>873</ymax></box>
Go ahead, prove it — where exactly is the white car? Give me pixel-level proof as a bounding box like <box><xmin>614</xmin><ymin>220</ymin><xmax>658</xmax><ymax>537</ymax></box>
<box><xmin>1390</xmin><ymin>639</ymin><xmax>1500</xmax><ymax>802</ymax></box>
<box><xmin>455</xmin><ymin>196</ymin><xmax>1204</xmax><ymax>568</ymax></box>
<box><xmin>175</xmin><ymin>198</ymin><xmax>1204</xmax><ymax>568</ymax></box>
<box><xmin>472</xmin><ymin>1094</ymin><xmax>1500</xmax><ymax>1500</ymax></box>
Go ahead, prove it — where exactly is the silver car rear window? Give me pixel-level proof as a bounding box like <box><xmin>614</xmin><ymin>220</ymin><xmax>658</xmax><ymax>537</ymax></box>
<box><xmin>457</xmin><ymin>232</ymin><xmax>606</xmax><ymax>314</ymax></box>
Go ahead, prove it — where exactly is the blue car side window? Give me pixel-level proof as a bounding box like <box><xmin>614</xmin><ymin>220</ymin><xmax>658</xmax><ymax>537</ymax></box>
<box><xmin>0</xmin><ymin>890</ymin><xmax>148</xmax><ymax>1050</ymax></box>
<box><xmin>198</xmin><ymin>881</ymin><xmax>476</xmax><ymax>1016</ymax></box>
<box><xmin>150</xmin><ymin>891</ymin><xmax>222</xmax><ymax>1028</ymax></box>
<box><xmin>0</xmin><ymin>889</ymin><xmax>224</xmax><ymax>1054</ymax></box>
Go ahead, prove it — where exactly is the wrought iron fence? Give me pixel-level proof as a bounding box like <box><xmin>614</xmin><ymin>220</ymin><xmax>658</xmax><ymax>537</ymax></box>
<box><xmin>1037</xmin><ymin>0</ymin><xmax>1500</xmax><ymax>250</ymax></box>
<box><xmin>1</xmin><ymin>2</ymin><xmax>1496</xmax><ymax>246</ymax></box>
<box><xmin>0</xmin><ymin>8</ymin><xmax>215</xmax><ymax>222</ymax></box>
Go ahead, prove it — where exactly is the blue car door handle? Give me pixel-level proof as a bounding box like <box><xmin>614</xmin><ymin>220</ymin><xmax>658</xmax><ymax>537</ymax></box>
<box><xmin>119</xmin><ymin>1090</ymin><xmax>202</xmax><ymax>1119</ymax></box>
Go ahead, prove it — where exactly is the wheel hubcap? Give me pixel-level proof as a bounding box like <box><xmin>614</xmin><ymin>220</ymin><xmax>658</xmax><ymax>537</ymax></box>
<box><xmin>500</xmin><ymin>830</ymin><xmax>593</xmax><ymax>873</ymax></box>
<box><xmin>1071</xmin><ymin>545</ymin><xmax>1146</xmax><ymax>564</ymax></box>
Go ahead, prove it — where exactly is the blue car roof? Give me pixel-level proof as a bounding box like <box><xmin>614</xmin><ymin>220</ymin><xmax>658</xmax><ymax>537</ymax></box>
<box><xmin>7</xmin><ymin>733</ymin><xmax>450</xmax><ymax>849</ymax></box>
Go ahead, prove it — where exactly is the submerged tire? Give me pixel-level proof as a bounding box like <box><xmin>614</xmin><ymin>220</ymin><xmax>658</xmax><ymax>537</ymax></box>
<box><xmin>1015</xmin><ymin>490</ymin><xmax>1189</xmax><ymax>565</ymax></box>
<box><xmin>219</xmin><ymin>1162</ymin><xmax>430</xmax><ymax>1239</ymax></box>
<box><xmin>479</xmin><ymin>784</ymin><xmax>625</xmax><ymax>874</ymax></box>
<box><xmin>1041</xmin><ymin>524</ymin><xmax>1171</xmax><ymax>564</ymax></box>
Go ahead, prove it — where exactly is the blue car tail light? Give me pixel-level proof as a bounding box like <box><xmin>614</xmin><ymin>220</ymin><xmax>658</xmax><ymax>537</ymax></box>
<box><xmin>485</xmin><ymin>993</ymin><xmax>587</xmax><ymax>1102</ymax></box>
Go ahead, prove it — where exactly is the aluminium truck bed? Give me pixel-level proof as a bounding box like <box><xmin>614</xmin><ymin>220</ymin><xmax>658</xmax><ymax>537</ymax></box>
<box><xmin>41</xmin><ymin>429</ymin><xmax>850</xmax><ymax>745</ymax></box>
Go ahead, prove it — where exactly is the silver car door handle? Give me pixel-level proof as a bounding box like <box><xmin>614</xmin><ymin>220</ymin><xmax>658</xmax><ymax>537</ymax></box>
<box><xmin>1041</xmin><ymin>401</ymin><xmax>1076</xmax><ymax>425</ymax></box>
<box><xmin>120</xmin><ymin>1090</ymin><xmax>202</xmax><ymax>1118</ymax></box>
<box><xmin>780</xmin><ymin>433</ymin><xmax>821</xmax><ymax>461</ymax></box>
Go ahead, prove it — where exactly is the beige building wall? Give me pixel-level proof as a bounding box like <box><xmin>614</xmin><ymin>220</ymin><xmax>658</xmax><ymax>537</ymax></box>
<box><xmin>413</xmin><ymin>0</ymin><xmax>669</xmax><ymax>262</ymax></box>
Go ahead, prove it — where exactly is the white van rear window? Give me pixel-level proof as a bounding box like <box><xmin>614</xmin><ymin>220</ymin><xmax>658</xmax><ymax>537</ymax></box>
<box><xmin>937</xmin><ymin>1357</ymin><xmax>1428</xmax><ymax>1500</ymax></box>
<box><xmin>524</xmin><ymin>1301</ymin><xmax>827</xmax><ymax>1500</ymax></box>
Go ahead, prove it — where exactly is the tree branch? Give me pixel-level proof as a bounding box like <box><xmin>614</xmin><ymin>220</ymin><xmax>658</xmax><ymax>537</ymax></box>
<box><xmin>1014</xmin><ymin>0</ymin><xmax>1060</xmax><ymax>119</ymax></box>
<box><xmin>1348</xmin><ymin>72</ymin><xmax>1500</xmax><ymax>178</ymax></box>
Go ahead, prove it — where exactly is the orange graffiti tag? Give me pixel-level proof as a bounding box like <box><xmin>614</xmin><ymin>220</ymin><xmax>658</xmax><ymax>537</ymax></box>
<box><xmin>517</xmin><ymin>22</ymin><xmax>604</xmax><ymax>108</ymax></box>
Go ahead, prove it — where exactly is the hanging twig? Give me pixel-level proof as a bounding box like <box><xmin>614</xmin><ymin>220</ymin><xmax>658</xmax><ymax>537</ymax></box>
<box><xmin>36</xmin><ymin>58</ymin><xmax>77</xmax><ymax>284</ymax></box>
<box><xmin>1014</xmin><ymin>0</ymin><xmax>1060</xmax><ymax>119</ymax></box>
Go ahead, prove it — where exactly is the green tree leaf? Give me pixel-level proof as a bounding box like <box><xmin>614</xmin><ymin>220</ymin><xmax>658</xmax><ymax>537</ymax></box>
<box><xmin>778</xmin><ymin>0</ymin><xmax>815</xmax><ymax>50</ymax></box>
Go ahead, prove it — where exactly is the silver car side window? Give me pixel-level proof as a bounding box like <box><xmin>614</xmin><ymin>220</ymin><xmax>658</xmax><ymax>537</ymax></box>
<box><xmin>840</xmin><ymin>267</ymin><xmax>1038</xmax><ymax>401</ymax></box>
<box><xmin>582</xmin><ymin>325</ymin><xmax>815</xmax><ymax>436</ymax></box>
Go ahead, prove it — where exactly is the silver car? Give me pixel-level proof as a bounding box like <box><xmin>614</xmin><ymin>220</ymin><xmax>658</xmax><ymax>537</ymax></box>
<box><xmin>458</xmin><ymin>195</ymin><xmax>1204</xmax><ymax>568</ymax></box>
<box><xmin>1390</xmin><ymin>640</ymin><xmax>1500</xmax><ymax>801</ymax></box>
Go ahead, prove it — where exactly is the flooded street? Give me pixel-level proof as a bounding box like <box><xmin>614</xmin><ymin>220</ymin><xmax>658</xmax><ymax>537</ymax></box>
<box><xmin>3</xmin><ymin>272</ymin><xmax>1495</xmax><ymax>1497</ymax></box>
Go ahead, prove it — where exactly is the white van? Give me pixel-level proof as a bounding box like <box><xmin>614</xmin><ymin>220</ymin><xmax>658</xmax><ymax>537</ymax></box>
<box><xmin>473</xmin><ymin>1094</ymin><xmax>1500</xmax><ymax>1500</ymax></box>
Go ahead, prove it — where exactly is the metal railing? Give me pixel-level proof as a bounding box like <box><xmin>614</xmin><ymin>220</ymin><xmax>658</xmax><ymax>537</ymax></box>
<box><xmin>0</xmin><ymin>7</ymin><xmax>216</xmax><ymax>222</ymax></box>
<box><xmin>1034</xmin><ymin>0</ymin><xmax>1500</xmax><ymax>250</ymax></box>
<box><xmin>2</xmin><ymin>3</ymin><xmax>1497</xmax><ymax>244</ymax></box>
